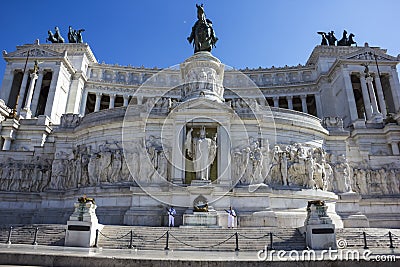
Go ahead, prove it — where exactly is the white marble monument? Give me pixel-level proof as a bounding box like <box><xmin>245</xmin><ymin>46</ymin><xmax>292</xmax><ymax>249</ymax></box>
<box><xmin>0</xmin><ymin>33</ymin><xmax>399</xmax><ymax>230</ymax></box>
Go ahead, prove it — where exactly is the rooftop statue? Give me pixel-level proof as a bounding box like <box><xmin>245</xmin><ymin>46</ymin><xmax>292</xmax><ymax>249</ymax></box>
<box><xmin>317</xmin><ymin>32</ymin><xmax>328</xmax><ymax>45</ymax></box>
<box><xmin>47</xmin><ymin>26</ymin><xmax>64</xmax><ymax>43</ymax></box>
<box><xmin>68</xmin><ymin>26</ymin><xmax>85</xmax><ymax>43</ymax></box>
<box><xmin>317</xmin><ymin>30</ymin><xmax>356</xmax><ymax>47</ymax></box>
<box><xmin>53</xmin><ymin>27</ymin><xmax>65</xmax><ymax>43</ymax></box>
<box><xmin>46</xmin><ymin>30</ymin><xmax>58</xmax><ymax>43</ymax></box>
<box><xmin>187</xmin><ymin>4</ymin><xmax>218</xmax><ymax>53</ymax></box>
<box><xmin>326</xmin><ymin>31</ymin><xmax>337</xmax><ymax>46</ymax></box>
<box><xmin>68</xmin><ymin>26</ymin><xmax>77</xmax><ymax>43</ymax></box>
<box><xmin>337</xmin><ymin>30</ymin><xmax>356</xmax><ymax>46</ymax></box>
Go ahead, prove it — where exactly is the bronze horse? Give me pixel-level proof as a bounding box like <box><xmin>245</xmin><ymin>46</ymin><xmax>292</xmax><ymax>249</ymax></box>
<box><xmin>337</xmin><ymin>30</ymin><xmax>356</xmax><ymax>46</ymax></box>
<box><xmin>47</xmin><ymin>27</ymin><xmax>64</xmax><ymax>43</ymax></box>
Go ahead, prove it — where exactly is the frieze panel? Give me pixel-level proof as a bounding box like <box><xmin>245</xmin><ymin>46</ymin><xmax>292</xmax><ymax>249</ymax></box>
<box><xmin>4</xmin><ymin>47</ymin><xmax>62</xmax><ymax>58</ymax></box>
<box><xmin>345</xmin><ymin>49</ymin><xmax>398</xmax><ymax>62</ymax></box>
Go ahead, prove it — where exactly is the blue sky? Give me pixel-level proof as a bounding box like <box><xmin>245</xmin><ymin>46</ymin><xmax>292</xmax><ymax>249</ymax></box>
<box><xmin>0</xmin><ymin>0</ymin><xmax>399</xmax><ymax>81</ymax></box>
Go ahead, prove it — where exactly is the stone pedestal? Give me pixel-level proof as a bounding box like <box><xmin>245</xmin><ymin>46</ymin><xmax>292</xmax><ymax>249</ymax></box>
<box><xmin>190</xmin><ymin>179</ymin><xmax>212</xmax><ymax>186</ymax></box>
<box><xmin>183</xmin><ymin>212</ymin><xmax>219</xmax><ymax>227</ymax></box>
<box><xmin>180</xmin><ymin>52</ymin><xmax>225</xmax><ymax>103</ymax></box>
<box><xmin>182</xmin><ymin>206</ymin><xmax>220</xmax><ymax>227</ymax></box>
<box><xmin>336</xmin><ymin>192</ymin><xmax>369</xmax><ymax>227</ymax></box>
<box><xmin>305</xmin><ymin>224</ymin><xmax>336</xmax><ymax>250</ymax></box>
<box><xmin>65</xmin><ymin>201</ymin><xmax>103</xmax><ymax>247</ymax></box>
<box><xmin>301</xmin><ymin>201</ymin><xmax>337</xmax><ymax>250</ymax></box>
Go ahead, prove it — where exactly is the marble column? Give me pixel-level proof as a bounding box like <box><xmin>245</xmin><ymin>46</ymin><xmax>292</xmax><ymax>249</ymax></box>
<box><xmin>314</xmin><ymin>93</ymin><xmax>323</xmax><ymax>118</ymax></box>
<box><xmin>366</xmin><ymin>76</ymin><xmax>381</xmax><ymax>116</ymax></box>
<box><xmin>391</xmin><ymin>142</ymin><xmax>400</xmax><ymax>156</ymax></box>
<box><xmin>21</xmin><ymin>72</ymin><xmax>39</xmax><ymax>118</ymax></box>
<box><xmin>137</xmin><ymin>95</ymin><xmax>143</xmax><ymax>105</ymax></box>
<box><xmin>79</xmin><ymin>90</ymin><xmax>88</xmax><ymax>115</ymax></box>
<box><xmin>374</xmin><ymin>74</ymin><xmax>387</xmax><ymax>118</ymax></box>
<box><xmin>65</xmin><ymin>71</ymin><xmax>84</xmax><ymax>114</ymax></box>
<box><xmin>16</xmin><ymin>71</ymin><xmax>29</xmax><ymax>115</ymax></box>
<box><xmin>44</xmin><ymin>66</ymin><xmax>61</xmax><ymax>118</ymax></box>
<box><xmin>2</xmin><ymin>137</ymin><xmax>12</xmax><ymax>151</ymax></box>
<box><xmin>273</xmin><ymin>96</ymin><xmax>279</xmax><ymax>108</ymax></box>
<box><xmin>342</xmin><ymin>69</ymin><xmax>359</xmax><ymax>122</ymax></box>
<box><xmin>123</xmin><ymin>95</ymin><xmax>130</xmax><ymax>106</ymax></box>
<box><xmin>388</xmin><ymin>69</ymin><xmax>400</xmax><ymax>112</ymax></box>
<box><xmin>109</xmin><ymin>94</ymin><xmax>116</xmax><ymax>109</ymax></box>
<box><xmin>217</xmin><ymin>124</ymin><xmax>231</xmax><ymax>185</ymax></box>
<box><xmin>300</xmin><ymin>95</ymin><xmax>308</xmax><ymax>113</ymax></box>
<box><xmin>359</xmin><ymin>75</ymin><xmax>372</xmax><ymax>120</ymax></box>
<box><xmin>94</xmin><ymin>92</ymin><xmax>102</xmax><ymax>112</ymax></box>
<box><xmin>30</xmin><ymin>70</ymin><xmax>45</xmax><ymax>117</ymax></box>
<box><xmin>0</xmin><ymin>67</ymin><xmax>16</xmax><ymax>102</ymax></box>
<box><xmin>172</xmin><ymin>122</ymin><xmax>185</xmax><ymax>184</ymax></box>
<box><xmin>286</xmin><ymin>96</ymin><xmax>293</xmax><ymax>110</ymax></box>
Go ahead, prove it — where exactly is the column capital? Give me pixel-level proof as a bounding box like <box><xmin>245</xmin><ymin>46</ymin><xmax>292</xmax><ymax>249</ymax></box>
<box><xmin>96</xmin><ymin>92</ymin><xmax>103</xmax><ymax>97</ymax></box>
<box><xmin>272</xmin><ymin>96</ymin><xmax>279</xmax><ymax>100</ymax></box>
<box><xmin>72</xmin><ymin>71</ymin><xmax>83</xmax><ymax>80</ymax></box>
<box><xmin>30</xmin><ymin>72</ymin><xmax>38</xmax><ymax>80</ymax></box>
<box><xmin>286</xmin><ymin>95</ymin><xmax>293</xmax><ymax>100</ymax></box>
<box><xmin>366</xmin><ymin>76</ymin><xmax>373</xmax><ymax>83</ymax></box>
<box><xmin>300</xmin><ymin>94</ymin><xmax>307</xmax><ymax>99</ymax></box>
<box><xmin>109</xmin><ymin>93</ymin><xmax>117</xmax><ymax>98</ymax></box>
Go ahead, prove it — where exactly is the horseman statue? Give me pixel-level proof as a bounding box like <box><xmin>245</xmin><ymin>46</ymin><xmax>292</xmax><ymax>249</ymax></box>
<box><xmin>187</xmin><ymin>4</ymin><xmax>218</xmax><ymax>53</ymax></box>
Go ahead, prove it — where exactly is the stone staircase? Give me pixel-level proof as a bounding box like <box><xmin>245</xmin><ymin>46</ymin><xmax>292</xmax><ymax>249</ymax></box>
<box><xmin>336</xmin><ymin>228</ymin><xmax>400</xmax><ymax>249</ymax></box>
<box><xmin>0</xmin><ymin>224</ymin><xmax>66</xmax><ymax>246</ymax></box>
<box><xmin>98</xmin><ymin>226</ymin><xmax>306</xmax><ymax>251</ymax></box>
<box><xmin>1</xmin><ymin>224</ymin><xmax>399</xmax><ymax>251</ymax></box>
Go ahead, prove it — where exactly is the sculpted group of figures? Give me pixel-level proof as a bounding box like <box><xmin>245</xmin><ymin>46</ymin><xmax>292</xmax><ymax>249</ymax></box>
<box><xmin>0</xmin><ymin>139</ymin><xmax>399</xmax><ymax>194</ymax></box>
<box><xmin>48</xmin><ymin>142</ymin><xmax>135</xmax><ymax>190</ymax></box>
<box><xmin>182</xmin><ymin>68</ymin><xmax>221</xmax><ymax>98</ymax></box>
<box><xmin>47</xmin><ymin>26</ymin><xmax>85</xmax><ymax>44</ymax></box>
<box><xmin>317</xmin><ymin>30</ymin><xmax>356</xmax><ymax>46</ymax></box>
<box><xmin>0</xmin><ymin>157</ymin><xmax>52</xmax><ymax>192</ymax></box>
<box><xmin>232</xmin><ymin>139</ymin><xmax>400</xmax><ymax>194</ymax></box>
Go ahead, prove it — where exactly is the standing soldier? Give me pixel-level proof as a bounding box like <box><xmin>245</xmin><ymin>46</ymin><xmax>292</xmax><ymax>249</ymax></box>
<box><xmin>167</xmin><ymin>206</ymin><xmax>176</xmax><ymax>227</ymax></box>
<box><xmin>226</xmin><ymin>206</ymin><xmax>237</xmax><ymax>228</ymax></box>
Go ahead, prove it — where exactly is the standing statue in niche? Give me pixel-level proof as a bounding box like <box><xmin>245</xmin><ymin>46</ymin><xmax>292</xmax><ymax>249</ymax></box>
<box><xmin>187</xmin><ymin>4</ymin><xmax>218</xmax><ymax>53</ymax></box>
<box><xmin>185</xmin><ymin>126</ymin><xmax>217</xmax><ymax>180</ymax></box>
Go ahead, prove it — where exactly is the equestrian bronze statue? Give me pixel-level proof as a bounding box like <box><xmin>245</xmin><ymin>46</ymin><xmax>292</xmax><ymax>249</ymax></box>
<box><xmin>187</xmin><ymin>4</ymin><xmax>218</xmax><ymax>53</ymax></box>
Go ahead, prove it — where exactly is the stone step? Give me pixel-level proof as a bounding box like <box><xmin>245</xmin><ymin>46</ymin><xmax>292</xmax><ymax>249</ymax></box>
<box><xmin>335</xmin><ymin>228</ymin><xmax>400</xmax><ymax>249</ymax></box>
<box><xmin>1</xmin><ymin>224</ymin><xmax>398</xmax><ymax>251</ymax></box>
<box><xmin>0</xmin><ymin>224</ymin><xmax>66</xmax><ymax>246</ymax></box>
<box><xmin>96</xmin><ymin>225</ymin><xmax>306</xmax><ymax>251</ymax></box>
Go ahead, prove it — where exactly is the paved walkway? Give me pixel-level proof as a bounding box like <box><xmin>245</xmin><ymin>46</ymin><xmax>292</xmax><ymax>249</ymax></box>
<box><xmin>0</xmin><ymin>244</ymin><xmax>399</xmax><ymax>266</ymax></box>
